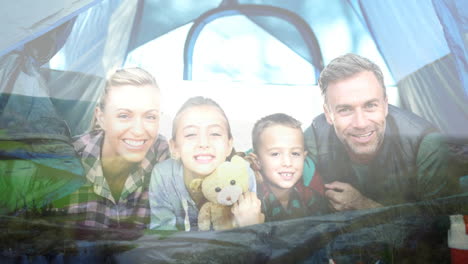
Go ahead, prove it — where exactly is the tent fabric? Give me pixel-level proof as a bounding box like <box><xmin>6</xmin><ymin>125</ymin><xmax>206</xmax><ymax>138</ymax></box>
<box><xmin>0</xmin><ymin>25</ymin><xmax>85</xmax><ymax>213</ymax></box>
<box><xmin>43</xmin><ymin>0</ymin><xmax>137</xmax><ymax>135</ymax></box>
<box><xmin>398</xmin><ymin>55</ymin><xmax>468</xmax><ymax>138</ymax></box>
<box><xmin>1</xmin><ymin>194</ymin><xmax>468</xmax><ymax>263</ymax></box>
<box><xmin>358</xmin><ymin>0</ymin><xmax>468</xmax><ymax>138</ymax></box>
<box><xmin>129</xmin><ymin>0</ymin><xmax>223</xmax><ymax>52</ymax></box>
<box><xmin>132</xmin><ymin>0</ymin><xmax>384</xmax><ymax>68</ymax></box>
<box><xmin>0</xmin><ymin>0</ymin><xmax>100</xmax><ymax>59</ymax></box>
<box><xmin>432</xmin><ymin>0</ymin><xmax>468</xmax><ymax>98</ymax></box>
<box><xmin>49</xmin><ymin>0</ymin><xmax>137</xmax><ymax>78</ymax></box>
<box><xmin>40</xmin><ymin>69</ymin><xmax>103</xmax><ymax>136</ymax></box>
<box><xmin>0</xmin><ymin>0</ymin><xmax>467</xmax><ymax>263</ymax></box>
<box><xmin>235</xmin><ymin>0</ymin><xmax>375</xmax><ymax>64</ymax></box>
<box><xmin>358</xmin><ymin>0</ymin><xmax>450</xmax><ymax>82</ymax></box>
<box><xmin>183</xmin><ymin>4</ymin><xmax>324</xmax><ymax>82</ymax></box>
<box><xmin>127</xmin><ymin>0</ymin><xmax>391</xmax><ymax>86</ymax></box>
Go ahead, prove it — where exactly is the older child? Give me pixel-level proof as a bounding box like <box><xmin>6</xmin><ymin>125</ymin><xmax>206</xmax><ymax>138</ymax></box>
<box><xmin>149</xmin><ymin>96</ymin><xmax>263</xmax><ymax>231</ymax></box>
<box><xmin>249</xmin><ymin>113</ymin><xmax>328</xmax><ymax>222</ymax></box>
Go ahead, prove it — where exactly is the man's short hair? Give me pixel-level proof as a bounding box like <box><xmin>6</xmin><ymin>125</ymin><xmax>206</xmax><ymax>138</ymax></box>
<box><xmin>252</xmin><ymin>113</ymin><xmax>303</xmax><ymax>153</ymax></box>
<box><xmin>319</xmin><ymin>53</ymin><xmax>386</xmax><ymax>102</ymax></box>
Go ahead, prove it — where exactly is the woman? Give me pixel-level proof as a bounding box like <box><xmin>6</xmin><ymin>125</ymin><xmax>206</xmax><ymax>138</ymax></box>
<box><xmin>54</xmin><ymin>68</ymin><xmax>169</xmax><ymax>235</ymax></box>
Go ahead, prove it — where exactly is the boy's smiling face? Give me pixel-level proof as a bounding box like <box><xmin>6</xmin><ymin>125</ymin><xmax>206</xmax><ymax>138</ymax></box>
<box><xmin>256</xmin><ymin>125</ymin><xmax>306</xmax><ymax>191</ymax></box>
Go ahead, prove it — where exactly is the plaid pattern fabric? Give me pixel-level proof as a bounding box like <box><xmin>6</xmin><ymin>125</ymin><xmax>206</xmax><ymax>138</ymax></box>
<box><xmin>257</xmin><ymin>173</ymin><xmax>328</xmax><ymax>222</ymax></box>
<box><xmin>54</xmin><ymin>130</ymin><xmax>169</xmax><ymax>230</ymax></box>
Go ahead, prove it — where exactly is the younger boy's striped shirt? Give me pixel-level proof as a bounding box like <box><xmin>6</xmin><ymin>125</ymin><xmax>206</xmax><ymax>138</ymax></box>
<box><xmin>247</xmin><ymin>155</ymin><xmax>329</xmax><ymax>222</ymax></box>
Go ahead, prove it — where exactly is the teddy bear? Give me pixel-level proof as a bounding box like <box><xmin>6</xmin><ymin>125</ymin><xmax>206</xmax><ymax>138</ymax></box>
<box><xmin>189</xmin><ymin>155</ymin><xmax>250</xmax><ymax>231</ymax></box>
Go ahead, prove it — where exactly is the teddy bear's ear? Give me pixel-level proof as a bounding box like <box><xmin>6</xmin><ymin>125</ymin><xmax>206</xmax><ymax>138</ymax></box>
<box><xmin>230</xmin><ymin>155</ymin><xmax>249</xmax><ymax>170</ymax></box>
<box><xmin>189</xmin><ymin>179</ymin><xmax>203</xmax><ymax>193</ymax></box>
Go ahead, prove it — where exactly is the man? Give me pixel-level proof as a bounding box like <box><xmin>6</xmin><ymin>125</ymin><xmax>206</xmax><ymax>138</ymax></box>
<box><xmin>304</xmin><ymin>53</ymin><xmax>450</xmax><ymax>211</ymax></box>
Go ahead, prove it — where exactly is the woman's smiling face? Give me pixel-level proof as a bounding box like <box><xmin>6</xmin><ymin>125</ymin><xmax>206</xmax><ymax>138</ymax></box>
<box><xmin>98</xmin><ymin>84</ymin><xmax>161</xmax><ymax>164</ymax></box>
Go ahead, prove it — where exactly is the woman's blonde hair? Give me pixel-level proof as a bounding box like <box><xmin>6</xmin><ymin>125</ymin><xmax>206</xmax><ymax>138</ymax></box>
<box><xmin>92</xmin><ymin>67</ymin><xmax>159</xmax><ymax>130</ymax></box>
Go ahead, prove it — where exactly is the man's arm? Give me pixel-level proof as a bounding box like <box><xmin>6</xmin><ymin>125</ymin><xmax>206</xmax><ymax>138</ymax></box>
<box><xmin>324</xmin><ymin>181</ymin><xmax>382</xmax><ymax>211</ymax></box>
<box><xmin>305</xmin><ymin>122</ymin><xmax>382</xmax><ymax>211</ymax></box>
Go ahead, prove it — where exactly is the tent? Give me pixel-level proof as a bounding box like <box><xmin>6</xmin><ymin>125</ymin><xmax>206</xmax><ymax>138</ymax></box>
<box><xmin>1</xmin><ymin>0</ymin><xmax>467</xmax><ymax>262</ymax></box>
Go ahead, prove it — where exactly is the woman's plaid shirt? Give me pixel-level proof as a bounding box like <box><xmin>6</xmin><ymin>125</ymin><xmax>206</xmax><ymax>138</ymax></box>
<box><xmin>54</xmin><ymin>130</ymin><xmax>169</xmax><ymax>231</ymax></box>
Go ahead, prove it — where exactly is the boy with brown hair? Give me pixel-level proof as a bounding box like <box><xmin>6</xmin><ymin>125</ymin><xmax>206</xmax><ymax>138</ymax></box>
<box><xmin>249</xmin><ymin>113</ymin><xmax>328</xmax><ymax>221</ymax></box>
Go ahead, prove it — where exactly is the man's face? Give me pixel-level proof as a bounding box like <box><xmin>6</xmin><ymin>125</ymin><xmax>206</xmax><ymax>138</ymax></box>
<box><xmin>324</xmin><ymin>71</ymin><xmax>388</xmax><ymax>163</ymax></box>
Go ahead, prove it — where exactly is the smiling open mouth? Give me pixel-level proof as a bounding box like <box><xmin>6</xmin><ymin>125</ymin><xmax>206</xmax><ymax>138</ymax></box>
<box><xmin>123</xmin><ymin>139</ymin><xmax>146</xmax><ymax>147</ymax></box>
<box><xmin>349</xmin><ymin>131</ymin><xmax>375</xmax><ymax>144</ymax></box>
<box><xmin>279</xmin><ymin>172</ymin><xmax>294</xmax><ymax>180</ymax></box>
<box><xmin>194</xmin><ymin>154</ymin><xmax>215</xmax><ymax>163</ymax></box>
<box><xmin>353</xmin><ymin>131</ymin><xmax>373</xmax><ymax>138</ymax></box>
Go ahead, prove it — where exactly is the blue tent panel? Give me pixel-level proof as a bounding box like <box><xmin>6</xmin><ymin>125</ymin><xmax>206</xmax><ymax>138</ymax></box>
<box><xmin>359</xmin><ymin>0</ymin><xmax>450</xmax><ymax>81</ymax></box>
<box><xmin>0</xmin><ymin>0</ymin><xmax>100</xmax><ymax>58</ymax></box>
<box><xmin>432</xmin><ymin>0</ymin><xmax>468</xmax><ymax>98</ymax></box>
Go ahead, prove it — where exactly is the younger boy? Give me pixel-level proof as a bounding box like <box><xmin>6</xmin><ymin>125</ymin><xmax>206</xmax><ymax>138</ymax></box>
<box><xmin>249</xmin><ymin>113</ymin><xmax>328</xmax><ymax>222</ymax></box>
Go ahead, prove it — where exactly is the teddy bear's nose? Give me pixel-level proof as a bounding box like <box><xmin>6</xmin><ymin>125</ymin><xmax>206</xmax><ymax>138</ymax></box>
<box><xmin>226</xmin><ymin>196</ymin><xmax>231</xmax><ymax>201</ymax></box>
